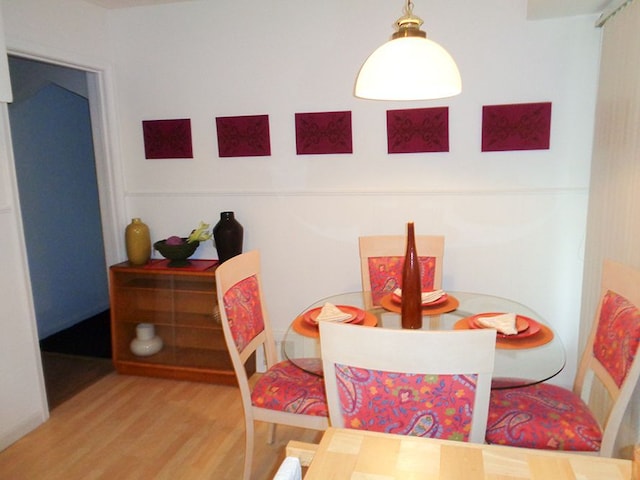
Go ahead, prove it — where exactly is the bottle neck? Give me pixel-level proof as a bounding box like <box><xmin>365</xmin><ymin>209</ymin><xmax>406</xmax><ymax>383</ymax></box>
<box><xmin>406</xmin><ymin>222</ymin><xmax>415</xmax><ymax>249</ymax></box>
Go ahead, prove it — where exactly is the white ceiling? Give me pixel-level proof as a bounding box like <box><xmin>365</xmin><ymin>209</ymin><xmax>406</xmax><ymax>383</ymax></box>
<box><xmin>83</xmin><ymin>0</ymin><xmax>193</xmax><ymax>8</ymax></box>
<box><xmin>527</xmin><ymin>0</ymin><xmax>612</xmax><ymax>19</ymax></box>
<box><xmin>82</xmin><ymin>0</ymin><xmax>611</xmax><ymax>19</ymax></box>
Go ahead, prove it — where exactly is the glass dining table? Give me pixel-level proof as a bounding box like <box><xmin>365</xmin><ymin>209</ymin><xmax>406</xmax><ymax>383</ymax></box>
<box><xmin>282</xmin><ymin>291</ymin><xmax>566</xmax><ymax>390</ymax></box>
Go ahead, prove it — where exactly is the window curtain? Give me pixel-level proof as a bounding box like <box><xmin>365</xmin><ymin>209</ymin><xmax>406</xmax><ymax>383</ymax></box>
<box><xmin>581</xmin><ymin>0</ymin><xmax>640</xmax><ymax>458</ymax></box>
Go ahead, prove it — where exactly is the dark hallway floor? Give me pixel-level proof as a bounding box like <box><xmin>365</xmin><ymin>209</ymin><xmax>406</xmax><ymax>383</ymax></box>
<box><xmin>39</xmin><ymin>311</ymin><xmax>114</xmax><ymax>409</ymax></box>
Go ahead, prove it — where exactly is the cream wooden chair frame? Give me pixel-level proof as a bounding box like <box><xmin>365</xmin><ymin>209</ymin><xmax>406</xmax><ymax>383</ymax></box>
<box><xmin>215</xmin><ymin>251</ymin><xmax>328</xmax><ymax>480</ymax></box>
<box><xmin>359</xmin><ymin>235</ymin><xmax>445</xmax><ymax>309</ymax></box>
<box><xmin>487</xmin><ymin>259</ymin><xmax>640</xmax><ymax>457</ymax></box>
<box><xmin>319</xmin><ymin>321</ymin><xmax>496</xmax><ymax>444</ymax></box>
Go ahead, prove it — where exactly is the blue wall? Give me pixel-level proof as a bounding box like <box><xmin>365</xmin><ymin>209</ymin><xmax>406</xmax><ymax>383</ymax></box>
<box><xmin>9</xmin><ymin>82</ymin><xmax>109</xmax><ymax>338</ymax></box>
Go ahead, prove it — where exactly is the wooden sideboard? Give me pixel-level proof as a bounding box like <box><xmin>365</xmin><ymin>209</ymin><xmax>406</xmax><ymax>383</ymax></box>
<box><xmin>109</xmin><ymin>260</ymin><xmax>254</xmax><ymax>385</ymax></box>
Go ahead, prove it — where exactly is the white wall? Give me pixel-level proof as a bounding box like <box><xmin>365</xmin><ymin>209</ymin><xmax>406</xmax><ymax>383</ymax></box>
<box><xmin>109</xmin><ymin>0</ymin><xmax>601</xmax><ymax>387</ymax></box>
<box><xmin>0</xmin><ymin>0</ymin><xmax>112</xmax><ymax>449</ymax></box>
<box><xmin>0</xmin><ymin>106</ymin><xmax>48</xmax><ymax>450</ymax></box>
<box><xmin>2</xmin><ymin>0</ymin><xmax>111</xmax><ymax>66</ymax></box>
<box><xmin>0</xmin><ymin>4</ymin><xmax>48</xmax><ymax>451</ymax></box>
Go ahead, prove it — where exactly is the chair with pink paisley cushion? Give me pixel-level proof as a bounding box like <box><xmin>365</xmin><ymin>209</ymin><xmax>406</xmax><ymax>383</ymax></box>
<box><xmin>359</xmin><ymin>235</ymin><xmax>444</xmax><ymax>310</ymax></box>
<box><xmin>215</xmin><ymin>250</ymin><xmax>328</xmax><ymax>480</ymax></box>
<box><xmin>486</xmin><ymin>259</ymin><xmax>640</xmax><ymax>457</ymax></box>
<box><xmin>319</xmin><ymin>321</ymin><xmax>496</xmax><ymax>443</ymax></box>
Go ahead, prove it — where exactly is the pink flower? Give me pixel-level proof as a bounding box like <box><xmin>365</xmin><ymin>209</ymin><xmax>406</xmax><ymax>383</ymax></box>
<box><xmin>399</xmin><ymin>389</ymin><xmax>412</xmax><ymax>403</ymax></box>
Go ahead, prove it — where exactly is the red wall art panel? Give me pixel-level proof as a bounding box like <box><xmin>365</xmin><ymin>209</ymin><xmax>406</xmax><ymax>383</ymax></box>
<box><xmin>482</xmin><ymin>102</ymin><xmax>552</xmax><ymax>152</ymax></box>
<box><xmin>215</xmin><ymin>114</ymin><xmax>271</xmax><ymax>157</ymax></box>
<box><xmin>142</xmin><ymin>118</ymin><xmax>193</xmax><ymax>159</ymax></box>
<box><xmin>295</xmin><ymin>111</ymin><xmax>353</xmax><ymax>155</ymax></box>
<box><xmin>386</xmin><ymin>107</ymin><xmax>449</xmax><ymax>154</ymax></box>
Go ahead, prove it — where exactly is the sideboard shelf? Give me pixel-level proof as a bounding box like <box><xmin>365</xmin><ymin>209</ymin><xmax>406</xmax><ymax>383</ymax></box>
<box><xmin>109</xmin><ymin>260</ymin><xmax>254</xmax><ymax>385</ymax></box>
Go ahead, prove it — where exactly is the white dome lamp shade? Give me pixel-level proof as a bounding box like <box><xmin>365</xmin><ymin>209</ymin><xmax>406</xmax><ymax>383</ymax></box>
<box><xmin>354</xmin><ymin>0</ymin><xmax>462</xmax><ymax>101</ymax></box>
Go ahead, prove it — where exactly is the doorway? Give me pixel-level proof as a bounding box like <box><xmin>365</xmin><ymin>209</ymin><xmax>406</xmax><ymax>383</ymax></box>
<box><xmin>7</xmin><ymin>55</ymin><xmax>115</xmax><ymax>408</ymax></box>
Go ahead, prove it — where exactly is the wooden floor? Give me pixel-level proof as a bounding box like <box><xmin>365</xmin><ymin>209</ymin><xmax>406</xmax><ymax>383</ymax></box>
<box><xmin>0</xmin><ymin>373</ymin><xmax>322</xmax><ymax>479</ymax></box>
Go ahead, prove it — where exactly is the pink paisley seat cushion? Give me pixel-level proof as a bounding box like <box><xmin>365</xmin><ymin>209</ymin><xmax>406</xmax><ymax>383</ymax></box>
<box><xmin>368</xmin><ymin>256</ymin><xmax>437</xmax><ymax>306</ymax></box>
<box><xmin>222</xmin><ymin>274</ymin><xmax>265</xmax><ymax>352</ymax></box>
<box><xmin>486</xmin><ymin>383</ymin><xmax>602</xmax><ymax>451</ymax></box>
<box><xmin>335</xmin><ymin>364</ymin><xmax>478</xmax><ymax>441</ymax></box>
<box><xmin>251</xmin><ymin>360</ymin><xmax>328</xmax><ymax>417</ymax></box>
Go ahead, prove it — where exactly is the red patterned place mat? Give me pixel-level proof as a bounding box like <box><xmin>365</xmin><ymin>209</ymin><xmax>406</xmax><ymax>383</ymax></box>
<box><xmin>142</xmin><ymin>259</ymin><xmax>218</xmax><ymax>271</ymax></box>
<box><xmin>379</xmin><ymin>293</ymin><xmax>459</xmax><ymax>315</ymax></box>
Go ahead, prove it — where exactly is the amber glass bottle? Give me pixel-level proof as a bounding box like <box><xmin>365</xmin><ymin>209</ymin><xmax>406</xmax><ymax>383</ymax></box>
<box><xmin>401</xmin><ymin>222</ymin><xmax>422</xmax><ymax>329</ymax></box>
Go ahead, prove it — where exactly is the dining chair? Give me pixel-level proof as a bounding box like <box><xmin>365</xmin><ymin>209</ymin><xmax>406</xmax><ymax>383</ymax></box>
<box><xmin>215</xmin><ymin>250</ymin><xmax>328</xmax><ymax>480</ymax></box>
<box><xmin>359</xmin><ymin>234</ymin><xmax>444</xmax><ymax>309</ymax></box>
<box><xmin>319</xmin><ymin>321</ymin><xmax>496</xmax><ymax>443</ymax></box>
<box><xmin>486</xmin><ymin>259</ymin><xmax>640</xmax><ymax>456</ymax></box>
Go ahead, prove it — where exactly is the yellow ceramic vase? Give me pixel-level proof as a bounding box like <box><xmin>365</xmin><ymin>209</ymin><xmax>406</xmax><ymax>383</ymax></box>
<box><xmin>125</xmin><ymin>218</ymin><xmax>151</xmax><ymax>265</ymax></box>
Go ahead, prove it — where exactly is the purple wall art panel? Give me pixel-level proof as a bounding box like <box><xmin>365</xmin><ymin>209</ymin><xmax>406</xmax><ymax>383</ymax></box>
<box><xmin>482</xmin><ymin>102</ymin><xmax>552</xmax><ymax>152</ymax></box>
<box><xmin>142</xmin><ymin>118</ymin><xmax>193</xmax><ymax>159</ymax></box>
<box><xmin>387</xmin><ymin>107</ymin><xmax>449</xmax><ymax>154</ymax></box>
<box><xmin>215</xmin><ymin>114</ymin><xmax>271</xmax><ymax>157</ymax></box>
<box><xmin>295</xmin><ymin>111</ymin><xmax>353</xmax><ymax>155</ymax></box>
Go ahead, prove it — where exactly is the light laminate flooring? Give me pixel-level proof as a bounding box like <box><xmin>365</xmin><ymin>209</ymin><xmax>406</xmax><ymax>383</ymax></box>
<box><xmin>0</xmin><ymin>373</ymin><xmax>322</xmax><ymax>479</ymax></box>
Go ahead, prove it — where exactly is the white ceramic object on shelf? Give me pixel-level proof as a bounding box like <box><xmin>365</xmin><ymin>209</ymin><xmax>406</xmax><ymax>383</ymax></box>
<box><xmin>130</xmin><ymin>323</ymin><xmax>163</xmax><ymax>356</ymax></box>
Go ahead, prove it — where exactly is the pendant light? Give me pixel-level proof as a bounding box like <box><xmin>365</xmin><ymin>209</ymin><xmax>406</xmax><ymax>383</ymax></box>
<box><xmin>354</xmin><ymin>0</ymin><xmax>461</xmax><ymax>101</ymax></box>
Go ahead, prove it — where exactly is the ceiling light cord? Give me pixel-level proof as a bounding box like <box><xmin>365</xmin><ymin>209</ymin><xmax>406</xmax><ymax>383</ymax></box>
<box><xmin>393</xmin><ymin>0</ymin><xmax>426</xmax><ymax>39</ymax></box>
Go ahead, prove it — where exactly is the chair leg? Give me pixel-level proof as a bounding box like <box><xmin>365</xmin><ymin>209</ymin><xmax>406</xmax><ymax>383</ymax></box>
<box><xmin>243</xmin><ymin>418</ymin><xmax>255</xmax><ymax>480</ymax></box>
<box><xmin>267</xmin><ymin>422</ymin><xmax>276</xmax><ymax>444</ymax></box>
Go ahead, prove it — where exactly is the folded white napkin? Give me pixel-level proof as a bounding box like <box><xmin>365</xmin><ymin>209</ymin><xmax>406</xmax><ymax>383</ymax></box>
<box><xmin>273</xmin><ymin>456</ymin><xmax>302</xmax><ymax>480</ymax></box>
<box><xmin>477</xmin><ymin>313</ymin><xmax>518</xmax><ymax>335</ymax></box>
<box><xmin>393</xmin><ymin>288</ymin><xmax>445</xmax><ymax>304</ymax></box>
<box><xmin>315</xmin><ymin>302</ymin><xmax>352</xmax><ymax>323</ymax></box>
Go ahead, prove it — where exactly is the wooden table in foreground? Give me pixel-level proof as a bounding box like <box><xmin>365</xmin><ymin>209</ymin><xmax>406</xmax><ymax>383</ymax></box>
<box><xmin>303</xmin><ymin>427</ymin><xmax>633</xmax><ymax>480</ymax></box>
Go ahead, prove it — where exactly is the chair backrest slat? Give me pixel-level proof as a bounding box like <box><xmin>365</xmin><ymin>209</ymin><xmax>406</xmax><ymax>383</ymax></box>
<box><xmin>216</xmin><ymin>250</ymin><xmax>277</xmax><ymax>378</ymax></box>
<box><xmin>320</xmin><ymin>322</ymin><xmax>495</xmax><ymax>444</ymax></box>
<box><xmin>359</xmin><ymin>235</ymin><xmax>444</xmax><ymax>308</ymax></box>
<box><xmin>222</xmin><ymin>274</ymin><xmax>265</xmax><ymax>353</ymax></box>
